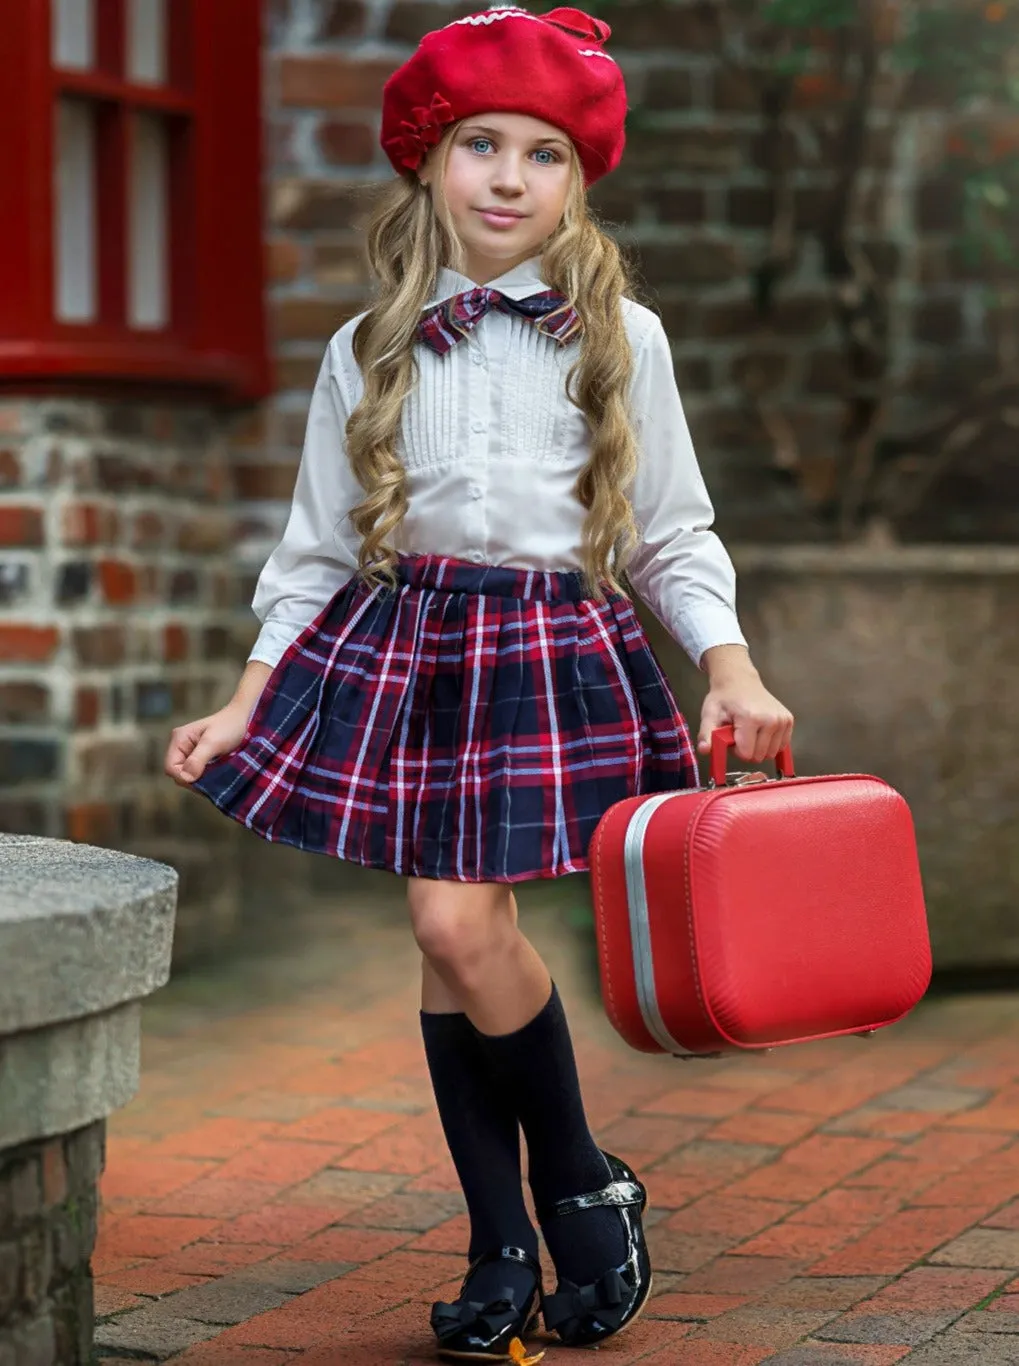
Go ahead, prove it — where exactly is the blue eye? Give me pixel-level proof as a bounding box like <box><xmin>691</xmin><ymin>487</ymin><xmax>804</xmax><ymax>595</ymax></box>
<box><xmin>470</xmin><ymin>138</ymin><xmax>493</xmax><ymax>154</ymax></box>
<box><xmin>533</xmin><ymin>148</ymin><xmax>559</xmax><ymax>165</ymax></box>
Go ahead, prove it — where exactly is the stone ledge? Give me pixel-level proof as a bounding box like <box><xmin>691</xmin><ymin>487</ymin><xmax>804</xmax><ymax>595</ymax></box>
<box><xmin>0</xmin><ymin>1004</ymin><xmax>141</xmax><ymax>1149</ymax></box>
<box><xmin>0</xmin><ymin>835</ymin><xmax>177</xmax><ymax>1035</ymax></box>
<box><xmin>730</xmin><ymin>543</ymin><xmax>1019</xmax><ymax>575</ymax></box>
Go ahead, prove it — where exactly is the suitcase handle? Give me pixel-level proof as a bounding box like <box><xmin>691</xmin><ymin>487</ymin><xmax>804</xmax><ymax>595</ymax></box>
<box><xmin>710</xmin><ymin>725</ymin><xmax>795</xmax><ymax>787</ymax></box>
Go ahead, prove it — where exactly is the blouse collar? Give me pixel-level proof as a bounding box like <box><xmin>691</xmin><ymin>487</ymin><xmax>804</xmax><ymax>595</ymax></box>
<box><xmin>425</xmin><ymin>254</ymin><xmax>547</xmax><ymax>308</ymax></box>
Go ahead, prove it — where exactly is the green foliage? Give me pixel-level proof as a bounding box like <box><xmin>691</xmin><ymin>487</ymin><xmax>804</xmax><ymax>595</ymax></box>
<box><xmin>896</xmin><ymin>2</ymin><xmax>1019</xmax><ymax>104</ymax></box>
<box><xmin>762</xmin><ymin>0</ymin><xmax>856</xmax><ymax>29</ymax></box>
<box><xmin>751</xmin><ymin>0</ymin><xmax>1019</xmax><ymax>272</ymax></box>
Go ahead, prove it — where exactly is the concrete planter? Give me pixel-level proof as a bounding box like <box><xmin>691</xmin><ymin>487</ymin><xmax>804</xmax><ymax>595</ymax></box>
<box><xmin>636</xmin><ymin>545</ymin><xmax>1019</xmax><ymax>973</ymax></box>
<box><xmin>0</xmin><ymin>837</ymin><xmax>177</xmax><ymax>1365</ymax></box>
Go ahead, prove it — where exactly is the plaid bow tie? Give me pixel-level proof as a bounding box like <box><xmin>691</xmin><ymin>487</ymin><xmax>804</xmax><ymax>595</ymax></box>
<box><xmin>417</xmin><ymin>288</ymin><xmax>581</xmax><ymax>356</ymax></box>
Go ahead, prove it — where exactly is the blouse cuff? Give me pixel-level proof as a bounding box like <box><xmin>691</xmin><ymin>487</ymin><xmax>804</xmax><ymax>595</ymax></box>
<box><xmin>247</xmin><ymin>619</ymin><xmax>303</xmax><ymax>670</ymax></box>
<box><xmin>676</xmin><ymin>606</ymin><xmax>748</xmax><ymax>671</ymax></box>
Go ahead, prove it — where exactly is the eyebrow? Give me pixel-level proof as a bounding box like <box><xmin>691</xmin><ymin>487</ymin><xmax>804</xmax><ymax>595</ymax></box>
<box><xmin>461</xmin><ymin>124</ymin><xmax>571</xmax><ymax>151</ymax></box>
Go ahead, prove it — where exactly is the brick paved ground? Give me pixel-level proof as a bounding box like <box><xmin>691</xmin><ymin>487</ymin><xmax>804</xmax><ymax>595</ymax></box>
<box><xmin>94</xmin><ymin>882</ymin><xmax>1019</xmax><ymax>1365</ymax></box>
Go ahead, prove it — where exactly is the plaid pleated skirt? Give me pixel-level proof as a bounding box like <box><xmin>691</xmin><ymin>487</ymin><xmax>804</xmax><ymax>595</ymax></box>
<box><xmin>193</xmin><ymin>553</ymin><xmax>698</xmax><ymax>882</ymax></box>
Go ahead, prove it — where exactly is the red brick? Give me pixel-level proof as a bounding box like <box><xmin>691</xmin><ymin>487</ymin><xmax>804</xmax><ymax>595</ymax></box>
<box><xmin>727</xmin><ymin>1136</ymin><xmax>894</xmax><ymax>1203</ymax></box>
<box><xmin>337</xmin><ymin>1114</ymin><xmax>445</xmax><ymax>1175</ymax></box>
<box><xmin>101</xmin><ymin>1157</ymin><xmax>217</xmax><ymax>1203</ymax></box>
<box><xmin>0</xmin><ymin>505</ymin><xmax>44</xmax><ymax>546</ymax></box>
<box><xmin>279</xmin><ymin>1226</ymin><xmax>410</xmax><ymax>1263</ymax></box>
<box><xmin>651</xmin><ymin>1291</ymin><xmax>752</xmax><ymax>1319</ymax></box>
<box><xmin>808</xmin><ymin>1205</ymin><xmax>992</xmax><ymax>1276</ymax></box>
<box><xmin>157</xmin><ymin>1244</ymin><xmax>278</xmax><ymax>1276</ymax></box>
<box><xmin>277</xmin><ymin>54</ymin><xmax>394</xmax><ymax>109</ymax></box>
<box><xmin>162</xmin><ymin>623</ymin><xmax>189</xmax><ymax>663</ymax></box>
<box><xmin>640</xmin><ymin>1345</ymin><xmax>770</xmax><ymax>1365</ymax></box>
<box><xmin>271</xmin><ymin>297</ymin><xmax>358</xmax><ymax>343</ymax></box>
<box><xmin>706</xmin><ymin>1110</ymin><xmax>820</xmax><ymax>1146</ymax></box>
<box><xmin>175</xmin><ymin>1348</ymin><xmax>292</xmax><ymax>1366</ymax></box>
<box><xmin>856</xmin><ymin>1266</ymin><xmax>1012</xmax><ymax>1312</ymax></box>
<box><xmin>73</xmin><ymin>624</ymin><xmax>126</xmax><ymax>666</ymax></box>
<box><xmin>787</xmin><ymin>1187</ymin><xmax>905</xmax><ymax>1227</ymax></box>
<box><xmin>98</xmin><ymin>559</ymin><xmax>138</xmax><ymax>604</ymax></box>
<box><xmin>234</xmin><ymin>463</ymin><xmax>299</xmax><ymax>501</ymax></box>
<box><xmin>98</xmin><ymin>1215</ymin><xmax>223</xmax><ymax>1259</ymax></box>
<box><xmin>93</xmin><ymin>1283</ymin><xmax>145</xmax><ymax>1316</ymax></box>
<box><xmin>641</xmin><ymin>1086</ymin><xmax>752</xmax><ymax>1120</ymax></box>
<box><xmin>100</xmin><ymin>1265</ymin><xmax>211</xmax><ymax>1296</ymax></box>
<box><xmin>67</xmin><ymin>803</ymin><xmax>119</xmax><ymax>845</ymax></box>
<box><xmin>148</xmin><ymin>1118</ymin><xmax>282</xmax><ymax>1161</ymax></box>
<box><xmin>404</xmin><ymin>1213</ymin><xmax>470</xmax><ymax>1254</ymax></box>
<box><xmin>666</xmin><ymin>1195</ymin><xmax>797</xmax><ymax>1239</ymax></box>
<box><xmin>266</xmin><ymin>237</ymin><xmax>303</xmax><ymax>284</ymax></box>
<box><xmin>208</xmin><ymin>1203</ymin><xmax>351</xmax><ymax>1247</ymax></box>
<box><xmin>679</xmin><ymin>1256</ymin><xmax>806</xmax><ymax>1296</ymax></box>
<box><xmin>0</xmin><ymin>448</ymin><xmax>21</xmax><ymax>485</ymax></box>
<box><xmin>74</xmin><ymin>687</ymin><xmax>102</xmax><ymax>728</ymax></box>
<box><xmin>41</xmin><ymin>1139</ymin><xmax>68</xmax><ymax>1207</ymax></box>
<box><xmin>281</xmin><ymin>1107</ymin><xmax>401</xmax><ymax>1148</ymax></box>
<box><xmin>317</xmin><ymin>118</ymin><xmax>375</xmax><ymax>165</ymax></box>
<box><xmin>984</xmin><ymin>1198</ymin><xmax>1019</xmax><ymax>1229</ymax></box>
<box><xmin>0</xmin><ymin>681</ymin><xmax>49</xmax><ymax>723</ymax></box>
<box><xmin>148</xmin><ymin>1177</ymin><xmax>287</xmax><ymax>1219</ymax></box>
<box><xmin>0</xmin><ymin>624</ymin><xmax>60</xmax><ymax>662</ymax></box>
<box><xmin>731</xmin><ymin>1219</ymin><xmax>856</xmax><ymax>1261</ymax></box>
<box><xmin>61</xmin><ymin>501</ymin><xmax>118</xmax><ymax>546</ymax></box>
<box><xmin>216</xmin><ymin>1140</ymin><xmax>339</xmax><ymax>1186</ymax></box>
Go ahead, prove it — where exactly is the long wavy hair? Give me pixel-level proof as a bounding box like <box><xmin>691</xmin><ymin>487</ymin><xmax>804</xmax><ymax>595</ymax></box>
<box><xmin>346</xmin><ymin>124</ymin><xmax>642</xmax><ymax>600</ymax></box>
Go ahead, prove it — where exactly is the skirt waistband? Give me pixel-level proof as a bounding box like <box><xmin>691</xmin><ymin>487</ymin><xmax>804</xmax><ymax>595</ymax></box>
<box><xmin>393</xmin><ymin>553</ymin><xmax>592</xmax><ymax>603</ymax></box>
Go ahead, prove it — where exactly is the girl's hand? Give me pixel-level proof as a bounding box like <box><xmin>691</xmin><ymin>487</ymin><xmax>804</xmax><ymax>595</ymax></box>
<box><xmin>164</xmin><ymin>705</ymin><xmax>249</xmax><ymax>787</ymax></box>
<box><xmin>697</xmin><ymin>645</ymin><xmax>794</xmax><ymax>765</ymax></box>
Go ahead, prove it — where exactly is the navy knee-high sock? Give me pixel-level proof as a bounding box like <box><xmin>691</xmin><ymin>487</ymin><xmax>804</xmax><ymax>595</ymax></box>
<box><xmin>420</xmin><ymin>1010</ymin><xmax>539</xmax><ymax>1308</ymax></box>
<box><xmin>476</xmin><ymin>984</ymin><xmax>628</xmax><ymax>1287</ymax></box>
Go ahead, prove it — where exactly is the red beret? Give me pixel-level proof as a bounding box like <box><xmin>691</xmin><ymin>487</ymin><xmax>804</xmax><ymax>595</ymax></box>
<box><xmin>380</xmin><ymin>3</ymin><xmax>628</xmax><ymax>186</ymax></box>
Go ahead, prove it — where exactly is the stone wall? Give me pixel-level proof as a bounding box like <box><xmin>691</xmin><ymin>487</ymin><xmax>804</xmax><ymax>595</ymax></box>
<box><xmin>0</xmin><ymin>1125</ymin><xmax>104</xmax><ymax>1366</ymax></box>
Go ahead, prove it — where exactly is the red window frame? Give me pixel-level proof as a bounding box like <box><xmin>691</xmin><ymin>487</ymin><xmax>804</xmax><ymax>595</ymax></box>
<box><xmin>0</xmin><ymin>0</ymin><xmax>269</xmax><ymax>402</ymax></box>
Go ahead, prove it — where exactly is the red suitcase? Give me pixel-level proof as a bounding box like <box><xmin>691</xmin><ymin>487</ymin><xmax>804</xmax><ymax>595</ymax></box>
<box><xmin>589</xmin><ymin>726</ymin><xmax>932</xmax><ymax>1056</ymax></box>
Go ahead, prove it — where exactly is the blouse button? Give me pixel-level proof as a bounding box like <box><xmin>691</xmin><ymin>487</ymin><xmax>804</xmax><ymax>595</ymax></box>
<box><xmin>469</xmin><ymin>549</ymin><xmax>485</xmax><ymax>563</ymax></box>
<box><xmin>471</xmin><ymin>418</ymin><xmax>486</xmax><ymax>434</ymax></box>
<box><xmin>471</xmin><ymin>350</ymin><xmax>485</xmax><ymax>366</ymax></box>
<box><xmin>468</xmin><ymin>483</ymin><xmax>482</xmax><ymax>500</ymax></box>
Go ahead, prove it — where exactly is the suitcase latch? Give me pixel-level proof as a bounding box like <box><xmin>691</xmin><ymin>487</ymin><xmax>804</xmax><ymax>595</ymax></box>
<box><xmin>725</xmin><ymin>770</ymin><xmax>770</xmax><ymax>787</ymax></box>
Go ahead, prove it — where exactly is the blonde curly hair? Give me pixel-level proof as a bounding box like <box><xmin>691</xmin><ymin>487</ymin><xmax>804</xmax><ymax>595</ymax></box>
<box><xmin>346</xmin><ymin>124</ymin><xmax>642</xmax><ymax>601</ymax></box>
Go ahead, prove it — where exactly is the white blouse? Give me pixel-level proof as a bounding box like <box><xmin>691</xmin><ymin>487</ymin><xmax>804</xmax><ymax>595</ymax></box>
<box><xmin>249</xmin><ymin>255</ymin><xmax>746</xmax><ymax>670</ymax></box>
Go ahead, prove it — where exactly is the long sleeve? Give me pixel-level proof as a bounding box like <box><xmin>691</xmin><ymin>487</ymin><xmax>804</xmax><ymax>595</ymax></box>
<box><xmin>248</xmin><ymin>337</ymin><xmax>364</xmax><ymax>668</ymax></box>
<box><xmin>624</xmin><ymin>315</ymin><xmax>747</xmax><ymax>668</ymax></box>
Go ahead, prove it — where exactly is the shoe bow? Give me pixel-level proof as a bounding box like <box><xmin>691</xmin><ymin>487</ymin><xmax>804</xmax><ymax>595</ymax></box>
<box><xmin>430</xmin><ymin>1290</ymin><xmax>518</xmax><ymax>1342</ymax></box>
<box><xmin>543</xmin><ymin>1267</ymin><xmax>629</xmax><ymax>1334</ymax></box>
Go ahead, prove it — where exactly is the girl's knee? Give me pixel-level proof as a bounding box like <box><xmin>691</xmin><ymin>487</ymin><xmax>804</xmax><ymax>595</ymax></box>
<box><xmin>408</xmin><ymin>880</ymin><xmax>511</xmax><ymax>982</ymax></box>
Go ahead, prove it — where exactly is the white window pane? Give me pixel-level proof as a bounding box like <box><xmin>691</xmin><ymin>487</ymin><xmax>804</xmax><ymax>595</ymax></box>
<box><xmin>54</xmin><ymin>100</ymin><xmax>97</xmax><ymax>324</ymax></box>
<box><xmin>52</xmin><ymin>0</ymin><xmax>95</xmax><ymax>70</ymax></box>
<box><xmin>126</xmin><ymin>0</ymin><xmax>167</xmax><ymax>84</ymax></box>
<box><xmin>129</xmin><ymin>114</ymin><xmax>169</xmax><ymax>330</ymax></box>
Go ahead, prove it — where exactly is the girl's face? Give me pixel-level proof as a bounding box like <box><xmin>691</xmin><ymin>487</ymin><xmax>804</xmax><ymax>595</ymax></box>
<box><xmin>422</xmin><ymin>111</ymin><xmax>574</xmax><ymax>284</ymax></box>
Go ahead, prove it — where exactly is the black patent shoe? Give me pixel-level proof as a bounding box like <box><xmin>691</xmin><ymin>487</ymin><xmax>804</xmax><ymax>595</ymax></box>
<box><xmin>430</xmin><ymin>1246</ymin><xmax>544</xmax><ymax>1362</ymax></box>
<box><xmin>537</xmin><ymin>1151</ymin><xmax>652</xmax><ymax>1348</ymax></box>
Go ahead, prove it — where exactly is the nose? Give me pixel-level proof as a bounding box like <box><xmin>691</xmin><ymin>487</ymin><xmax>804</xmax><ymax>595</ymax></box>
<box><xmin>489</xmin><ymin>152</ymin><xmax>526</xmax><ymax>196</ymax></box>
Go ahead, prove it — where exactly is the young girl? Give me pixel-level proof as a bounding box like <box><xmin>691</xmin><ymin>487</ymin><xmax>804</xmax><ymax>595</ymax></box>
<box><xmin>165</xmin><ymin>4</ymin><xmax>793</xmax><ymax>1358</ymax></box>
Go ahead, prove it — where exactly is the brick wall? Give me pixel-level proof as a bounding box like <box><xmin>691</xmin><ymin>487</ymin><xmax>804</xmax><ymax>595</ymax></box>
<box><xmin>0</xmin><ymin>0</ymin><xmax>1008</xmax><ymax>960</ymax></box>
<box><xmin>260</xmin><ymin>0</ymin><xmax>1013</xmax><ymax>548</ymax></box>
<box><xmin>0</xmin><ymin>399</ymin><xmax>244</xmax><ymax>961</ymax></box>
<box><xmin>0</xmin><ymin>1122</ymin><xmax>104</xmax><ymax>1365</ymax></box>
